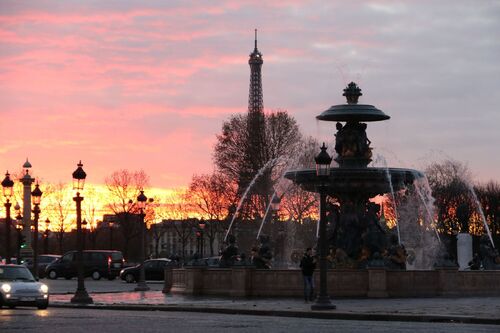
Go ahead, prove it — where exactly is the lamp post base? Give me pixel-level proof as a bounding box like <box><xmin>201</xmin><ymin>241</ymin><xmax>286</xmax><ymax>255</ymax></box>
<box><xmin>311</xmin><ymin>296</ymin><xmax>336</xmax><ymax>311</ymax></box>
<box><xmin>134</xmin><ymin>282</ymin><xmax>150</xmax><ymax>292</ymax></box>
<box><xmin>70</xmin><ymin>289</ymin><xmax>93</xmax><ymax>304</ymax></box>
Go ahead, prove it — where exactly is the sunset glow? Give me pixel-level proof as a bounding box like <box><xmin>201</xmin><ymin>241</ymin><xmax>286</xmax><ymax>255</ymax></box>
<box><xmin>1</xmin><ymin>1</ymin><xmax>499</xmax><ymax>193</ymax></box>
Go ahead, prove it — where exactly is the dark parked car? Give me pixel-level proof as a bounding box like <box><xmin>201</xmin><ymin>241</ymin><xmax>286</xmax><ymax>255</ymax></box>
<box><xmin>120</xmin><ymin>258</ymin><xmax>173</xmax><ymax>283</ymax></box>
<box><xmin>23</xmin><ymin>255</ymin><xmax>61</xmax><ymax>278</ymax></box>
<box><xmin>45</xmin><ymin>250</ymin><xmax>124</xmax><ymax>280</ymax></box>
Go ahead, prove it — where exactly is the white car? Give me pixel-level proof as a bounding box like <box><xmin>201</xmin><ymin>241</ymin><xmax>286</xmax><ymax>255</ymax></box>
<box><xmin>0</xmin><ymin>265</ymin><xmax>49</xmax><ymax>309</ymax></box>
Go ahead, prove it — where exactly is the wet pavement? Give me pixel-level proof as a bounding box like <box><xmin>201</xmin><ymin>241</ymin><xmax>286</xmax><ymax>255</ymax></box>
<box><xmin>49</xmin><ymin>291</ymin><xmax>500</xmax><ymax>324</ymax></box>
<box><xmin>42</xmin><ymin>278</ymin><xmax>164</xmax><ymax>294</ymax></box>
<box><xmin>42</xmin><ymin>278</ymin><xmax>500</xmax><ymax>324</ymax></box>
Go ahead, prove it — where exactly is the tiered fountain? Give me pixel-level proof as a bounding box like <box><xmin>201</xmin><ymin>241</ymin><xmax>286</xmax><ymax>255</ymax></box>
<box><xmin>171</xmin><ymin>83</ymin><xmax>500</xmax><ymax>299</ymax></box>
<box><xmin>285</xmin><ymin>82</ymin><xmax>423</xmax><ymax>262</ymax></box>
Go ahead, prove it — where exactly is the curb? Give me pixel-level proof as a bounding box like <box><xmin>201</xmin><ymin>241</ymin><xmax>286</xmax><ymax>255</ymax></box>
<box><xmin>49</xmin><ymin>303</ymin><xmax>500</xmax><ymax>325</ymax></box>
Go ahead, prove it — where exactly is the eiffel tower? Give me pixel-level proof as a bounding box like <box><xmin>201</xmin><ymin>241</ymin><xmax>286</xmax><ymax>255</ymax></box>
<box><xmin>239</xmin><ymin>30</ymin><xmax>272</xmax><ymax>220</ymax></box>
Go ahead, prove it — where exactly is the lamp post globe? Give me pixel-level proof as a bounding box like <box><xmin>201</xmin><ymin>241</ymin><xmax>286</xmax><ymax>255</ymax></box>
<box><xmin>2</xmin><ymin>171</ymin><xmax>14</xmax><ymax>198</ymax></box>
<box><xmin>31</xmin><ymin>183</ymin><xmax>42</xmax><ymax>278</ymax></box>
<box><xmin>315</xmin><ymin>143</ymin><xmax>332</xmax><ymax>177</ymax></box>
<box><xmin>135</xmin><ymin>190</ymin><xmax>150</xmax><ymax>291</ymax></box>
<box><xmin>70</xmin><ymin>161</ymin><xmax>93</xmax><ymax>304</ymax></box>
<box><xmin>199</xmin><ymin>220</ymin><xmax>206</xmax><ymax>230</ymax></box>
<box><xmin>31</xmin><ymin>183</ymin><xmax>42</xmax><ymax>205</ymax></box>
<box><xmin>2</xmin><ymin>171</ymin><xmax>14</xmax><ymax>264</ymax></box>
<box><xmin>312</xmin><ymin>144</ymin><xmax>336</xmax><ymax>310</ymax></box>
<box><xmin>72</xmin><ymin>161</ymin><xmax>86</xmax><ymax>191</ymax></box>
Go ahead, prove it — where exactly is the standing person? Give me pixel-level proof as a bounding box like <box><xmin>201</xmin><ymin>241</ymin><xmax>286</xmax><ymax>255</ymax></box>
<box><xmin>300</xmin><ymin>247</ymin><xmax>316</xmax><ymax>302</ymax></box>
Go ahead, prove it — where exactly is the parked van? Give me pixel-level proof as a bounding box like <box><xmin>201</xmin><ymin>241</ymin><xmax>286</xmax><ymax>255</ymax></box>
<box><xmin>45</xmin><ymin>250</ymin><xmax>124</xmax><ymax>280</ymax></box>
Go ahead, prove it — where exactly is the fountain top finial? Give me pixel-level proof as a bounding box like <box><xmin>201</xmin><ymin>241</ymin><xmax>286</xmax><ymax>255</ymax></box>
<box><xmin>343</xmin><ymin>82</ymin><xmax>362</xmax><ymax>104</ymax></box>
<box><xmin>316</xmin><ymin>83</ymin><xmax>389</xmax><ymax>122</ymax></box>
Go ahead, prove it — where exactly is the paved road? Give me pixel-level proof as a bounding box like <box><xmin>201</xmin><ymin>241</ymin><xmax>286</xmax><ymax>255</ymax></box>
<box><xmin>1</xmin><ymin>307</ymin><xmax>499</xmax><ymax>333</ymax></box>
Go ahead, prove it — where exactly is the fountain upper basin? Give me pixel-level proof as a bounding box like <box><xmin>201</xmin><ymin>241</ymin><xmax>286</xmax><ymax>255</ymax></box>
<box><xmin>284</xmin><ymin>167</ymin><xmax>424</xmax><ymax>198</ymax></box>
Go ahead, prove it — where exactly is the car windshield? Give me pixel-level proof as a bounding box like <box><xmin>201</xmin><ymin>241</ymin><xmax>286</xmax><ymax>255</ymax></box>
<box><xmin>0</xmin><ymin>266</ymin><xmax>36</xmax><ymax>281</ymax></box>
<box><xmin>111</xmin><ymin>252</ymin><xmax>123</xmax><ymax>260</ymax></box>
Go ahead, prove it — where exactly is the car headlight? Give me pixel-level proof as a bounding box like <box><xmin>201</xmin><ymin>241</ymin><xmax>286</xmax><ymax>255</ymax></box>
<box><xmin>40</xmin><ymin>284</ymin><xmax>49</xmax><ymax>293</ymax></box>
<box><xmin>1</xmin><ymin>283</ymin><xmax>11</xmax><ymax>293</ymax></box>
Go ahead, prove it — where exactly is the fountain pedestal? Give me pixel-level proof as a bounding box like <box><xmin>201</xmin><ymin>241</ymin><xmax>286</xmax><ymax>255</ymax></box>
<box><xmin>457</xmin><ymin>233</ymin><xmax>473</xmax><ymax>270</ymax></box>
<box><xmin>367</xmin><ymin>268</ymin><xmax>388</xmax><ymax>298</ymax></box>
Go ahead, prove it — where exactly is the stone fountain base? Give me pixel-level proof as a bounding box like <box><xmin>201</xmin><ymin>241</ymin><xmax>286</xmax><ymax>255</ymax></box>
<box><xmin>167</xmin><ymin>267</ymin><xmax>500</xmax><ymax>298</ymax></box>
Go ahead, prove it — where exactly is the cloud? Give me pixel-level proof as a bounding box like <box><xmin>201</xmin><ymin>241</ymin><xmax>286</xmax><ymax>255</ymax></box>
<box><xmin>0</xmin><ymin>0</ymin><xmax>499</xmax><ymax>187</ymax></box>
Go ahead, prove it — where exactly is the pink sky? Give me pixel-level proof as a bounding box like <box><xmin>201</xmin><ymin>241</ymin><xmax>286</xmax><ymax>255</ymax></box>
<box><xmin>1</xmin><ymin>1</ymin><xmax>499</xmax><ymax>189</ymax></box>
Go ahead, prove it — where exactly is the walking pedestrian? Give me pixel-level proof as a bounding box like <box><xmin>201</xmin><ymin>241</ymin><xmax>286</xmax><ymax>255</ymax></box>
<box><xmin>300</xmin><ymin>247</ymin><xmax>316</xmax><ymax>302</ymax></box>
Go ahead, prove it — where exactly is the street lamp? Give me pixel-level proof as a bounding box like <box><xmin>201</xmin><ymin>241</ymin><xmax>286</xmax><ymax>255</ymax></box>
<box><xmin>2</xmin><ymin>171</ymin><xmax>14</xmax><ymax>264</ymax></box>
<box><xmin>70</xmin><ymin>161</ymin><xmax>93</xmax><ymax>304</ymax></box>
<box><xmin>82</xmin><ymin>219</ymin><xmax>87</xmax><ymax>250</ymax></box>
<box><xmin>311</xmin><ymin>143</ymin><xmax>336</xmax><ymax>310</ymax></box>
<box><xmin>270</xmin><ymin>194</ymin><xmax>284</xmax><ymax>262</ymax></box>
<box><xmin>14</xmin><ymin>203</ymin><xmax>23</xmax><ymax>260</ymax></box>
<box><xmin>198</xmin><ymin>220</ymin><xmax>206</xmax><ymax>258</ymax></box>
<box><xmin>108</xmin><ymin>221</ymin><xmax>114</xmax><ymax>250</ymax></box>
<box><xmin>135</xmin><ymin>190</ymin><xmax>150</xmax><ymax>291</ymax></box>
<box><xmin>44</xmin><ymin>219</ymin><xmax>50</xmax><ymax>254</ymax></box>
<box><xmin>15</xmin><ymin>216</ymin><xmax>24</xmax><ymax>261</ymax></box>
<box><xmin>31</xmin><ymin>183</ymin><xmax>42</xmax><ymax>278</ymax></box>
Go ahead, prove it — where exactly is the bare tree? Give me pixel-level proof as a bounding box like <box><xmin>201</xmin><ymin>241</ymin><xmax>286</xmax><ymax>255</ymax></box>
<box><xmin>214</xmin><ymin>110</ymin><xmax>302</xmax><ymax>219</ymax></box>
<box><xmin>82</xmin><ymin>185</ymin><xmax>100</xmax><ymax>250</ymax></box>
<box><xmin>186</xmin><ymin>172</ymin><xmax>237</xmax><ymax>255</ymax></box>
<box><xmin>149</xmin><ymin>223</ymin><xmax>167</xmax><ymax>258</ymax></box>
<box><xmin>280</xmin><ymin>136</ymin><xmax>321</xmax><ymax>224</ymax></box>
<box><xmin>105</xmin><ymin>169</ymin><xmax>149</xmax><ymax>259</ymax></box>
<box><xmin>45</xmin><ymin>183</ymin><xmax>72</xmax><ymax>254</ymax></box>
<box><xmin>281</xmin><ymin>186</ymin><xmax>318</xmax><ymax>225</ymax></box>
<box><xmin>475</xmin><ymin>181</ymin><xmax>500</xmax><ymax>237</ymax></box>
<box><xmin>157</xmin><ymin>190</ymin><xmax>195</xmax><ymax>261</ymax></box>
<box><xmin>425</xmin><ymin>159</ymin><xmax>475</xmax><ymax>234</ymax></box>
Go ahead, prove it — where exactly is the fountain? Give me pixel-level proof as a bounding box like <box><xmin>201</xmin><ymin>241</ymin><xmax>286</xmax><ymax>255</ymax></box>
<box><xmin>285</xmin><ymin>82</ymin><xmax>424</xmax><ymax>265</ymax></box>
<box><xmin>170</xmin><ymin>82</ymin><xmax>500</xmax><ymax>299</ymax></box>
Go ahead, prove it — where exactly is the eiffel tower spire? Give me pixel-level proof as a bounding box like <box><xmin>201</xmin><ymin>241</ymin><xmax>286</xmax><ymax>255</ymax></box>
<box><xmin>248</xmin><ymin>28</ymin><xmax>263</xmax><ymax>114</ymax></box>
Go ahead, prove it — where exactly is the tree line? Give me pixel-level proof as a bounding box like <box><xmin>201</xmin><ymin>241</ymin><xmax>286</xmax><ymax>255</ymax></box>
<box><xmin>1</xmin><ymin>108</ymin><xmax>498</xmax><ymax>262</ymax></box>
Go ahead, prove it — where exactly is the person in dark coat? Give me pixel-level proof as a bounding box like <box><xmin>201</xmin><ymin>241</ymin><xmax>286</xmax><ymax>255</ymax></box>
<box><xmin>300</xmin><ymin>247</ymin><xmax>317</xmax><ymax>302</ymax></box>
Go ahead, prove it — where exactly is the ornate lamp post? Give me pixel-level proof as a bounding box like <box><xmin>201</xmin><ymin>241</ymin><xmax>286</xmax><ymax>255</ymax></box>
<box><xmin>31</xmin><ymin>183</ymin><xmax>42</xmax><ymax>278</ymax></box>
<box><xmin>108</xmin><ymin>221</ymin><xmax>114</xmax><ymax>250</ymax></box>
<box><xmin>198</xmin><ymin>220</ymin><xmax>206</xmax><ymax>258</ymax></box>
<box><xmin>20</xmin><ymin>160</ymin><xmax>35</xmax><ymax>260</ymax></box>
<box><xmin>70</xmin><ymin>161</ymin><xmax>93</xmax><ymax>304</ymax></box>
<box><xmin>311</xmin><ymin>143</ymin><xmax>336</xmax><ymax>310</ymax></box>
<box><xmin>135</xmin><ymin>190</ymin><xmax>150</xmax><ymax>291</ymax></box>
<box><xmin>2</xmin><ymin>172</ymin><xmax>14</xmax><ymax>264</ymax></box>
<box><xmin>15</xmin><ymin>213</ymin><xmax>24</xmax><ymax>261</ymax></box>
<box><xmin>44</xmin><ymin>219</ymin><xmax>50</xmax><ymax>254</ymax></box>
<box><xmin>270</xmin><ymin>194</ymin><xmax>283</xmax><ymax>262</ymax></box>
<box><xmin>82</xmin><ymin>219</ymin><xmax>87</xmax><ymax>250</ymax></box>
